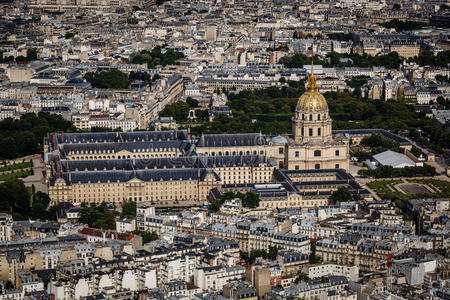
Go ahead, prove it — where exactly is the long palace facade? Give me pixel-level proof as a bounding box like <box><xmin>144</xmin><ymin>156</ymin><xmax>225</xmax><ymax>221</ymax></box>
<box><xmin>45</xmin><ymin>72</ymin><xmax>371</xmax><ymax>208</ymax></box>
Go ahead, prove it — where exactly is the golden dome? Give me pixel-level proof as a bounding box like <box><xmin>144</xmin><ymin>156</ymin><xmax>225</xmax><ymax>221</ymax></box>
<box><xmin>296</xmin><ymin>63</ymin><xmax>328</xmax><ymax>112</ymax></box>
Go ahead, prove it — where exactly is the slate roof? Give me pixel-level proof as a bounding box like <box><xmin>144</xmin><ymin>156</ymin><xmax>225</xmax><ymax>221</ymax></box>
<box><xmin>60</xmin><ymin>155</ymin><xmax>273</xmax><ymax>173</ymax></box>
<box><xmin>60</xmin><ymin>140</ymin><xmax>187</xmax><ymax>156</ymax></box>
<box><xmin>52</xmin><ymin>168</ymin><xmax>219</xmax><ymax>185</ymax></box>
<box><xmin>196</xmin><ymin>133</ymin><xmax>268</xmax><ymax>147</ymax></box>
<box><xmin>54</xmin><ymin>130</ymin><xmax>188</xmax><ymax>145</ymax></box>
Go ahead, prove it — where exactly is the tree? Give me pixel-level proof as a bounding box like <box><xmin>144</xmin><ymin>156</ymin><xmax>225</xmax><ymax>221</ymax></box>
<box><xmin>242</xmin><ymin>192</ymin><xmax>260</xmax><ymax>208</ymax></box>
<box><xmin>129</xmin><ymin>71</ymin><xmax>151</xmax><ymax>83</ymax></box>
<box><xmin>379</xmin><ymin>19</ymin><xmax>428</xmax><ymax>31</ymax></box>
<box><xmin>330</xmin><ymin>186</ymin><xmax>353</xmax><ymax>204</ymax></box>
<box><xmin>121</xmin><ymin>201</ymin><xmax>136</xmax><ymax>219</ymax></box>
<box><xmin>64</xmin><ymin>32</ymin><xmax>76</xmax><ymax>39</ymax></box>
<box><xmin>186</xmin><ymin>97</ymin><xmax>199</xmax><ymax>108</ymax></box>
<box><xmin>5</xmin><ymin>281</ymin><xmax>14</xmax><ymax>290</ymax></box>
<box><xmin>327</xmin><ymin>33</ymin><xmax>353</xmax><ymax>42</ymax></box>
<box><xmin>132</xmin><ymin>230</ymin><xmax>158</xmax><ymax>243</ymax></box>
<box><xmin>15</xmin><ymin>56</ymin><xmax>27</xmax><ymax>63</ymax></box>
<box><xmin>210</xmin><ymin>199</ymin><xmax>223</xmax><ymax>212</ymax></box>
<box><xmin>437</xmin><ymin>96</ymin><xmax>450</xmax><ymax>109</ymax></box>
<box><xmin>0</xmin><ymin>112</ymin><xmax>74</xmax><ymax>160</ymax></box>
<box><xmin>309</xmin><ymin>241</ymin><xmax>322</xmax><ymax>263</ymax></box>
<box><xmin>79</xmin><ymin>203</ymin><xmax>119</xmax><ymax>229</ymax></box>
<box><xmin>268</xmin><ymin>246</ymin><xmax>279</xmax><ymax>260</ymax></box>
<box><xmin>152</xmin><ymin>74</ymin><xmax>161</xmax><ymax>82</ymax></box>
<box><xmin>26</xmin><ymin>49</ymin><xmax>38</xmax><ymax>61</ymax></box>
<box><xmin>159</xmin><ymin>101</ymin><xmax>190</xmax><ymax>122</ymax></box>
<box><xmin>84</xmin><ymin>70</ymin><xmax>131</xmax><ymax>89</ymax></box>
<box><xmin>393</xmin><ymin>3</ymin><xmax>401</xmax><ymax>9</ymax></box>
<box><xmin>47</xmin><ymin>205</ymin><xmax>58</xmax><ymax>221</ymax></box>
<box><xmin>0</xmin><ymin>137</ymin><xmax>18</xmax><ymax>159</ymax></box>
<box><xmin>0</xmin><ymin>178</ymin><xmax>31</xmax><ymax>216</ymax></box>
<box><xmin>130</xmin><ymin>47</ymin><xmax>184</xmax><ymax>69</ymax></box>
<box><xmin>294</xmin><ymin>273</ymin><xmax>310</xmax><ymax>283</ymax></box>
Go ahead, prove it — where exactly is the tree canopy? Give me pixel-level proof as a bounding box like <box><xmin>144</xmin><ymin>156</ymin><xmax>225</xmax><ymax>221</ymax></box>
<box><xmin>79</xmin><ymin>202</ymin><xmax>119</xmax><ymax>230</ymax></box>
<box><xmin>84</xmin><ymin>70</ymin><xmax>131</xmax><ymax>89</ymax></box>
<box><xmin>327</xmin><ymin>33</ymin><xmax>353</xmax><ymax>41</ymax></box>
<box><xmin>0</xmin><ymin>179</ymin><xmax>55</xmax><ymax>221</ymax></box>
<box><xmin>186</xmin><ymin>86</ymin><xmax>450</xmax><ymax>153</ymax></box>
<box><xmin>159</xmin><ymin>101</ymin><xmax>191</xmax><ymax>122</ymax></box>
<box><xmin>240</xmin><ymin>246</ymin><xmax>279</xmax><ymax>264</ymax></box>
<box><xmin>210</xmin><ymin>191</ymin><xmax>261</xmax><ymax>211</ymax></box>
<box><xmin>379</xmin><ymin>19</ymin><xmax>429</xmax><ymax>31</ymax></box>
<box><xmin>408</xmin><ymin>50</ymin><xmax>450</xmax><ymax>67</ymax></box>
<box><xmin>129</xmin><ymin>47</ymin><xmax>185</xmax><ymax>69</ymax></box>
<box><xmin>0</xmin><ymin>112</ymin><xmax>75</xmax><ymax>159</ymax></box>
<box><xmin>132</xmin><ymin>230</ymin><xmax>158</xmax><ymax>243</ymax></box>
<box><xmin>121</xmin><ymin>200</ymin><xmax>136</xmax><ymax>219</ymax></box>
<box><xmin>279</xmin><ymin>51</ymin><xmax>403</xmax><ymax>69</ymax></box>
<box><xmin>330</xmin><ymin>186</ymin><xmax>354</xmax><ymax>204</ymax></box>
<box><xmin>358</xmin><ymin>165</ymin><xmax>436</xmax><ymax>178</ymax></box>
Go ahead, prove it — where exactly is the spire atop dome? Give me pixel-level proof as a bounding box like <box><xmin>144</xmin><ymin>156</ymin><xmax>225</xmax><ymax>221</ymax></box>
<box><xmin>307</xmin><ymin>56</ymin><xmax>317</xmax><ymax>91</ymax></box>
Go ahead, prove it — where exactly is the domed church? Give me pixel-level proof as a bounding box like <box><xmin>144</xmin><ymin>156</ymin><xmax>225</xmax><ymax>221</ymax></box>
<box><xmin>285</xmin><ymin>65</ymin><xmax>349</xmax><ymax>170</ymax></box>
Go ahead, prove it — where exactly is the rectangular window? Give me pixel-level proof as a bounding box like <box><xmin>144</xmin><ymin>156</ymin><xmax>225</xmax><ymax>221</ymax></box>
<box><xmin>279</xmin><ymin>148</ymin><xmax>284</xmax><ymax>154</ymax></box>
<box><xmin>318</xmin><ymin>128</ymin><xmax>321</xmax><ymax>136</ymax></box>
<box><xmin>335</xmin><ymin>150</ymin><xmax>339</xmax><ymax>156</ymax></box>
<box><xmin>295</xmin><ymin>151</ymin><xmax>299</xmax><ymax>157</ymax></box>
<box><xmin>309</xmin><ymin>128</ymin><xmax>313</xmax><ymax>136</ymax></box>
<box><xmin>295</xmin><ymin>165</ymin><xmax>299</xmax><ymax>170</ymax></box>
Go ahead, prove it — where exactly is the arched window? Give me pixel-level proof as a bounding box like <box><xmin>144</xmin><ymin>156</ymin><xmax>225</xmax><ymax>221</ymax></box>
<box><xmin>309</xmin><ymin>114</ymin><xmax>313</xmax><ymax>121</ymax></box>
<box><xmin>318</xmin><ymin>114</ymin><xmax>321</xmax><ymax>120</ymax></box>
<box><xmin>314</xmin><ymin>150</ymin><xmax>321</xmax><ymax>157</ymax></box>
<box><xmin>309</xmin><ymin>128</ymin><xmax>313</xmax><ymax>136</ymax></box>
<box><xmin>302</xmin><ymin>114</ymin><xmax>305</xmax><ymax>120</ymax></box>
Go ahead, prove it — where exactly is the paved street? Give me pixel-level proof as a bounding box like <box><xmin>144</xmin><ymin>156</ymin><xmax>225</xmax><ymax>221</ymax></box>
<box><xmin>22</xmin><ymin>154</ymin><xmax>48</xmax><ymax>193</ymax></box>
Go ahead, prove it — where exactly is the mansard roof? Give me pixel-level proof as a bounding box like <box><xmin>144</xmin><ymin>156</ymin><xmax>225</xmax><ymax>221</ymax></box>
<box><xmin>199</xmin><ymin>154</ymin><xmax>275</xmax><ymax>168</ymax></box>
<box><xmin>60</xmin><ymin>155</ymin><xmax>273</xmax><ymax>173</ymax></box>
<box><xmin>51</xmin><ymin>168</ymin><xmax>220</xmax><ymax>185</ymax></box>
<box><xmin>60</xmin><ymin>140</ymin><xmax>187</xmax><ymax>155</ymax></box>
<box><xmin>196</xmin><ymin>133</ymin><xmax>268</xmax><ymax>147</ymax></box>
<box><xmin>54</xmin><ymin>130</ymin><xmax>188</xmax><ymax>145</ymax></box>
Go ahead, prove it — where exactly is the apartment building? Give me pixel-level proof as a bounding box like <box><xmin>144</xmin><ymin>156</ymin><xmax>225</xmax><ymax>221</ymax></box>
<box><xmin>390</xmin><ymin>42</ymin><xmax>421</xmax><ymax>59</ymax></box>
<box><xmin>0</xmin><ymin>214</ymin><xmax>13</xmax><ymax>242</ymax></box>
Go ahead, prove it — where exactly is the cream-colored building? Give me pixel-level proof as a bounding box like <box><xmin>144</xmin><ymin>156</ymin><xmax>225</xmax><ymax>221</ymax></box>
<box><xmin>28</xmin><ymin>0</ymin><xmax>136</xmax><ymax>11</ymax></box>
<box><xmin>48</xmin><ymin>155</ymin><xmax>275</xmax><ymax>207</ymax></box>
<box><xmin>8</xmin><ymin>67</ymin><xmax>32</xmax><ymax>83</ymax></box>
<box><xmin>286</xmin><ymin>67</ymin><xmax>349</xmax><ymax>171</ymax></box>
<box><xmin>45</xmin><ymin>71</ymin><xmax>352</xmax><ymax>207</ymax></box>
<box><xmin>390</xmin><ymin>42</ymin><xmax>421</xmax><ymax>59</ymax></box>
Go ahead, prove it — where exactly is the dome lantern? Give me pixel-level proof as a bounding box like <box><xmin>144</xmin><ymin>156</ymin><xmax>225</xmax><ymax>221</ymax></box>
<box><xmin>295</xmin><ymin>58</ymin><xmax>328</xmax><ymax>112</ymax></box>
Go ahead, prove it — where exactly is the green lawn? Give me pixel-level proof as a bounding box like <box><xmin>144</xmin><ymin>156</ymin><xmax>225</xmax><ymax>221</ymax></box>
<box><xmin>0</xmin><ymin>161</ymin><xmax>31</xmax><ymax>172</ymax></box>
<box><xmin>0</xmin><ymin>170</ymin><xmax>32</xmax><ymax>181</ymax></box>
<box><xmin>406</xmin><ymin>179</ymin><xmax>450</xmax><ymax>197</ymax></box>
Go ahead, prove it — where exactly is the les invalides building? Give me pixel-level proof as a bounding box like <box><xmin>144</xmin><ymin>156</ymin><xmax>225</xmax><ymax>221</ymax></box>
<box><xmin>285</xmin><ymin>65</ymin><xmax>350</xmax><ymax>171</ymax></box>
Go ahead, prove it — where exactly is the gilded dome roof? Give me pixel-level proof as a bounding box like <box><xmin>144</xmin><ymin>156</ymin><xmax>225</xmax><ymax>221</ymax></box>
<box><xmin>296</xmin><ymin>64</ymin><xmax>328</xmax><ymax>112</ymax></box>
